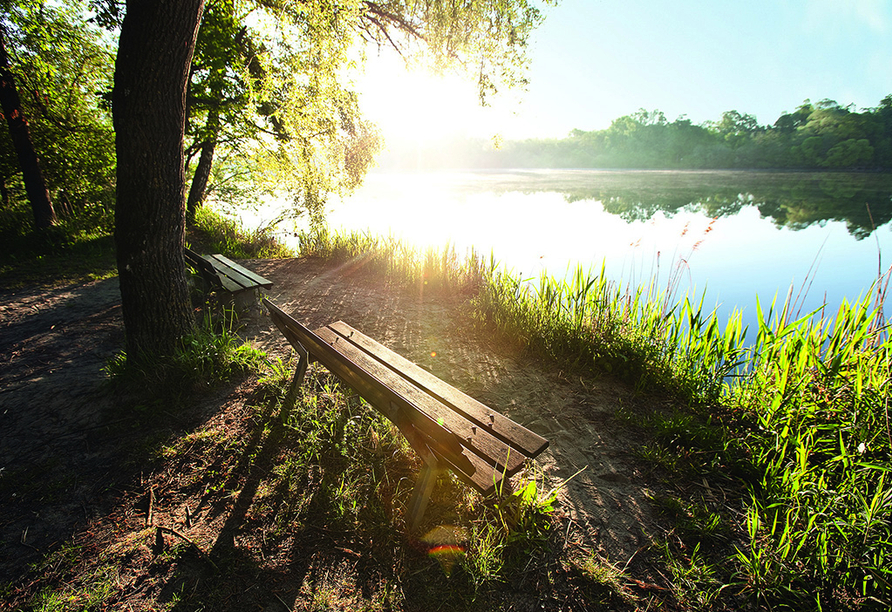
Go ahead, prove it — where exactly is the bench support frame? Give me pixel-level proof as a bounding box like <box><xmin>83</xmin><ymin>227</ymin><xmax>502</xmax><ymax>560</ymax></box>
<box><xmin>406</xmin><ymin>445</ymin><xmax>442</xmax><ymax>531</ymax></box>
<box><xmin>282</xmin><ymin>340</ymin><xmax>309</xmax><ymax>417</ymax></box>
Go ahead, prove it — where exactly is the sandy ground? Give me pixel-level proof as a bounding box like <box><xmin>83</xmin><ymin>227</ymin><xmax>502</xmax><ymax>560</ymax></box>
<box><xmin>0</xmin><ymin>256</ymin><xmax>665</xmax><ymax>586</ymax></box>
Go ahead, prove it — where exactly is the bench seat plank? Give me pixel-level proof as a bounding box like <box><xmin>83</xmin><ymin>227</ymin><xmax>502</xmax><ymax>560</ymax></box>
<box><xmin>185</xmin><ymin>249</ymin><xmax>240</xmax><ymax>293</ymax></box>
<box><xmin>203</xmin><ymin>255</ymin><xmax>260</xmax><ymax>291</ymax></box>
<box><xmin>208</xmin><ymin>253</ymin><xmax>274</xmax><ymax>289</ymax></box>
<box><xmin>326</xmin><ymin>321</ymin><xmax>548</xmax><ymax>458</ymax></box>
<box><xmin>185</xmin><ymin>248</ymin><xmax>267</xmax><ymax>294</ymax></box>
<box><xmin>314</xmin><ymin>326</ymin><xmax>526</xmax><ymax>475</ymax></box>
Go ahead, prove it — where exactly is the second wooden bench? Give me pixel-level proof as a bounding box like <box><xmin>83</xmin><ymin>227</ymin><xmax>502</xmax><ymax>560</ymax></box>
<box><xmin>185</xmin><ymin>247</ymin><xmax>272</xmax><ymax>310</ymax></box>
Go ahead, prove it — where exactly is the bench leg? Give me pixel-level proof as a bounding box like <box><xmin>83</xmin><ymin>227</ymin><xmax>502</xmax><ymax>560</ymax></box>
<box><xmin>281</xmin><ymin>340</ymin><xmax>309</xmax><ymax>419</ymax></box>
<box><xmin>407</xmin><ymin>447</ymin><xmax>441</xmax><ymax>532</ymax></box>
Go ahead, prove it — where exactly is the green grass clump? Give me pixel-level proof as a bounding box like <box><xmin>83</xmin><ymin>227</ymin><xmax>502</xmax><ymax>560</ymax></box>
<box><xmin>189</xmin><ymin>206</ymin><xmax>294</xmax><ymax>259</ymax></box>
<box><xmin>472</xmin><ymin>262</ymin><xmax>748</xmax><ymax>404</ymax></box>
<box><xmin>726</xmin><ymin>293</ymin><xmax>892</xmax><ymax>608</ymax></box>
<box><xmin>105</xmin><ymin>310</ymin><xmax>266</xmax><ymax>395</ymax></box>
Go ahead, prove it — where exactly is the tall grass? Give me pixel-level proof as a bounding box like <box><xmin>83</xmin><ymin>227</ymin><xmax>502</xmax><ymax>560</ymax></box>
<box><xmin>473</xmin><ymin>261</ymin><xmax>748</xmax><ymax>402</ymax></box>
<box><xmin>477</xmin><ymin>257</ymin><xmax>892</xmax><ymax>607</ymax></box>
<box><xmin>189</xmin><ymin>206</ymin><xmax>293</xmax><ymax>259</ymax></box>
<box><xmin>296</xmin><ymin>226</ymin><xmax>485</xmax><ymax>295</ymax></box>
<box><xmin>300</xmin><ymin>226</ymin><xmax>892</xmax><ymax>609</ymax></box>
<box><xmin>729</xmin><ymin>290</ymin><xmax>892</xmax><ymax>607</ymax></box>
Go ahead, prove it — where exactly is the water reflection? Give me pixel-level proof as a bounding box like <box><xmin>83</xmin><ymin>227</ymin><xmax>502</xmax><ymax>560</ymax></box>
<box><xmin>315</xmin><ymin>170</ymin><xmax>892</xmax><ymax>329</ymax></box>
<box><xmin>467</xmin><ymin>170</ymin><xmax>892</xmax><ymax>239</ymax></box>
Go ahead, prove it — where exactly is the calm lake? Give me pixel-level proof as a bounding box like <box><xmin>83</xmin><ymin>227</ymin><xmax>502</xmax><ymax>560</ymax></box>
<box><xmin>277</xmin><ymin>169</ymin><xmax>892</xmax><ymax>331</ymax></box>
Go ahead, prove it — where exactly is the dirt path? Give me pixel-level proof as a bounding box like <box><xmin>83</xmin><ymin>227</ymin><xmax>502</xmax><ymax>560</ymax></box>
<box><xmin>247</xmin><ymin>258</ymin><xmax>662</xmax><ymax>561</ymax></box>
<box><xmin>0</xmin><ymin>256</ymin><xmax>664</xmax><ymax>589</ymax></box>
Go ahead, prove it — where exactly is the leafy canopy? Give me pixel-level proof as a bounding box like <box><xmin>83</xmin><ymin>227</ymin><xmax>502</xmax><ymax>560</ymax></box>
<box><xmin>183</xmin><ymin>0</ymin><xmax>554</xmax><ymax>224</ymax></box>
<box><xmin>0</xmin><ymin>0</ymin><xmax>115</xmax><ymax>209</ymax></box>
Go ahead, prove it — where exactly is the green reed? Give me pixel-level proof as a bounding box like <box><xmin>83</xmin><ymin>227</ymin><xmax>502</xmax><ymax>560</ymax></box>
<box><xmin>729</xmin><ymin>290</ymin><xmax>892</xmax><ymax>607</ymax></box>
<box><xmin>299</xmin><ymin>226</ymin><xmax>892</xmax><ymax>608</ymax></box>
<box><xmin>472</xmin><ymin>261</ymin><xmax>750</xmax><ymax>404</ymax></box>
<box><xmin>296</xmin><ymin>227</ymin><xmax>485</xmax><ymax>295</ymax></box>
<box><xmin>478</xmin><ymin>259</ymin><xmax>892</xmax><ymax>607</ymax></box>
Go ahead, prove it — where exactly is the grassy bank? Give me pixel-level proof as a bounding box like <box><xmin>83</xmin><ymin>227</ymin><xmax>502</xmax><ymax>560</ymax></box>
<box><xmin>5</xmin><ymin>206</ymin><xmax>888</xmax><ymax>609</ymax></box>
<box><xmin>0</xmin><ymin>200</ymin><xmax>117</xmax><ymax>287</ymax></box>
<box><xmin>0</xmin><ymin>204</ymin><xmax>292</xmax><ymax>289</ymax></box>
<box><xmin>187</xmin><ymin>207</ymin><xmax>294</xmax><ymax>259</ymax></box>
<box><xmin>299</xmin><ymin>227</ymin><xmax>892</xmax><ymax>610</ymax></box>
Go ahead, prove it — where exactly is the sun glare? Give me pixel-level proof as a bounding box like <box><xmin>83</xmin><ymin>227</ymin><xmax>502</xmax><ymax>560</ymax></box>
<box><xmin>355</xmin><ymin>54</ymin><xmax>502</xmax><ymax>145</ymax></box>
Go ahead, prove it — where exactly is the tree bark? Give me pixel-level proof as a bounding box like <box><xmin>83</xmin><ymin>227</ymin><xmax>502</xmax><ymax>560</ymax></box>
<box><xmin>0</xmin><ymin>27</ymin><xmax>56</xmax><ymax>229</ymax></box>
<box><xmin>113</xmin><ymin>0</ymin><xmax>204</xmax><ymax>360</ymax></box>
<box><xmin>186</xmin><ymin>106</ymin><xmax>219</xmax><ymax>222</ymax></box>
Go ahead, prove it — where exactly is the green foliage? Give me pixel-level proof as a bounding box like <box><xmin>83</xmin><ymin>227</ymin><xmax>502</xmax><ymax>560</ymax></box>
<box><xmin>29</xmin><ymin>560</ymin><xmax>119</xmax><ymax>612</ymax></box>
<box><xmin>184</xmin><ymin>0</ymin><xmax>382</xmax><ymax>222</ymax></box>
<box><xmin>0</xmin><ymin>0</ymin><xmax>116</xmax><ymax>274</ymax></box>
<box><xmin>614</xmin><ymin>277</ymin><xmax>892</xmax><ymax>608</ymax></box>
<box><xmin>0</xmin><ymin>0</ymin><xmax>116</xmax><ymax>214</ymax></box>
<box><xmin>454</xmin><ymin>469</ymin><xmax>562</xmax><ymax>588</ymax></box>
<box><xmin>0</xmin><ymin>197</ymin><xmax>116</xmax><ymax>287</ymax></box>
<box><xmin>723</xmin><ymin>291</ymin><xmax>892</xmax><ymax>607</ymax></box>
<box><xmin>105</xmin><ymin>308</ymin><xmax>266</xmax><ymax>394</ymax></box>
<box><xmin>472</xmin><ymin>261</ymin><xmax>750</xmax><ymax>404</ymax></box>
<box><xmin>188</xmin><ymin>206</ymin><xmax>293</xmax><ymax>259</ymax></box>
<box><xmin>184</xmin><ymin>0</ymin><xmax>553</xmax><ymax>226</ymax></box>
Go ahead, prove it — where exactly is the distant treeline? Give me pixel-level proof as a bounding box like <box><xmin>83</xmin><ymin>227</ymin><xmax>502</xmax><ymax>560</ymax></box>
<box><xmin>380</xmin><ymin>96</ymin><xmax>892</xmax><ymax>171</ymax></box>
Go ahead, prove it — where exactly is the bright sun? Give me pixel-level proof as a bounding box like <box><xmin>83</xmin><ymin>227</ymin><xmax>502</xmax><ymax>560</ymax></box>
<box><xmin>354</xmin><ymin>53</ymin><xmax>502</xmax><ymax>145</ymax></box>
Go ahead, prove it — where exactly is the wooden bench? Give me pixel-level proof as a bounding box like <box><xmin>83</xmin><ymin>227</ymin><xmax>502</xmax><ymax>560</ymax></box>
<box><xmin>263</xmin><ymin>298</ymin><xmax>549</xmax><ymax>530</ymax></box>
<box><xmin>185</xmin><ymin>248</ymin><xmax>273</xmax><ymax>310</ymax></box>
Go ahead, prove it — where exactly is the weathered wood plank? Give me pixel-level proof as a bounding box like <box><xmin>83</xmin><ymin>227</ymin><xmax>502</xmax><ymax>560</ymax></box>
<box><xmin>209</xmin><ymin>253</ymin><xmax>273</xmax><ymax>289</ymax></box>
<box><xmin>204</xmin><ymin>256</ymin><xmax>254</xmax><ymax>291</ymax></box>
<box><xmin>327</xmin><ymin>321</ymin><xmax>549</xmax><ymax>458</ymax></box>
<box><xmin>314</xmin><ymin>326</ymin><xmax>526</xmax><ymax>475</ymax></box>
<box><xmin>266</xmin><ymin>301</ymin><xmax>473</xmax><ymax>470</ymax></box>
<box><xmin>186</xmin><ymin>248</ymin><xmax>266</xmax><ymax>294</ymax></box>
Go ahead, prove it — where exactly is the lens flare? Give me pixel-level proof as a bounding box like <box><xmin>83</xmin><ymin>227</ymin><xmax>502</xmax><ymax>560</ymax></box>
<box><xmin>422</xmin><ymin>525</ymin><xmax>469</xmax><ymax>576</ymax></box>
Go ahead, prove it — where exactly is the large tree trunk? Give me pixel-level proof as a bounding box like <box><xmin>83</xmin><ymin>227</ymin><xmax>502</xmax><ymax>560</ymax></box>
<box><xmin>186</xmin><ymin>106</ymin><xmax>219</xmax><ymax>223</ymax></box>
<box><xmin>113</xmin><ymin>0</ymin><xmax>204</xmax><ymax>360</ymax></box>
<box><xmin>0</xmin><ymin>27</ymin><xmax>56</xmax><ymax>229</ymax></box>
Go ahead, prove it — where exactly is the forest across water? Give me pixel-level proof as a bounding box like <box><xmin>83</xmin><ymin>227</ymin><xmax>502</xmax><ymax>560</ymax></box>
<box><xmin>378</xmin><ymin>98</ymin><xmax>892</xmax><ymax>172</ymax></box>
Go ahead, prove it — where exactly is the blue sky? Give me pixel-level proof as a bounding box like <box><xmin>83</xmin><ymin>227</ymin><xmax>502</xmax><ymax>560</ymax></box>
<box><xmin>357</xmin><ymin>0</ymin><xmax>892</xmax><ymax>141</ymax></box>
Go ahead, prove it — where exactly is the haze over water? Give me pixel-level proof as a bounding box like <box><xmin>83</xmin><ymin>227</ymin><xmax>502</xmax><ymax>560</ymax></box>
<box><xmin>321</xmin><ymin>169</ymin><xmax>892</xmax><ymax>332</ymax></box>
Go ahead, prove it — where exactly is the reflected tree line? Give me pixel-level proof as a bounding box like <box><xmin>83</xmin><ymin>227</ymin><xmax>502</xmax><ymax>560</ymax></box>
<box><xmin>557</xmin><ymin>171</ymin><xmax>892</xmax><ymax>239</ymax></box>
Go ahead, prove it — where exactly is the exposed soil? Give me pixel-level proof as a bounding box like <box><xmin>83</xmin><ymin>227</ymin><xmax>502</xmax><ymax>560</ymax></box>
<box><xmin>0</xmin><ymin>256</ymin><xmax>675</xmax><ymax>609</ymax></box>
